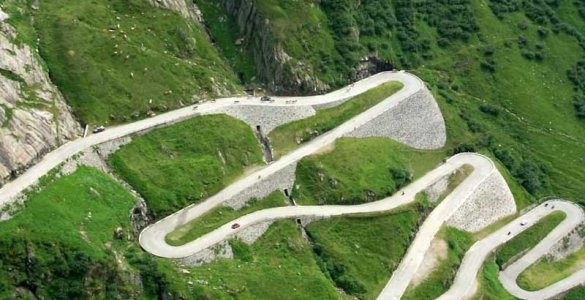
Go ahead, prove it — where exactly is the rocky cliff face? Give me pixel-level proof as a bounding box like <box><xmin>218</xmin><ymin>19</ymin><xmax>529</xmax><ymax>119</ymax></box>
<box><xmin>221</xmin><ymin>0</ymin><xmax>329</xmax><ymax>95</ymax></box>
<box><xmin>149</xmin><ymin>0</ymin><xmax>204</xmax><ymax>22</ymax></box>
<box><xmin>0</xmin><ymin>8</ymin><xmax>81</xmax><ymax>186</ymax></box>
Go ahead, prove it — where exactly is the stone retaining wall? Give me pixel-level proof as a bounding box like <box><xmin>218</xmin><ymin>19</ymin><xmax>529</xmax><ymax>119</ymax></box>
<box><xmin>207</xmin><ymin>105</ymin><xmax>315</xmax><ymax>134</ymax></box>
<box><xmin>447</xmin><ymin>171</ymin><xmax>516</xmax><ymax>232</ymax></box>
<box><xmin>345</xmin><ymin>89</ymin><xmax>446</xmax><ymax>150</ymax></box>
<box><xmin>223</xmin><ymin>163</ymin><xmax>297</xmax><ymax>209</ymax></box>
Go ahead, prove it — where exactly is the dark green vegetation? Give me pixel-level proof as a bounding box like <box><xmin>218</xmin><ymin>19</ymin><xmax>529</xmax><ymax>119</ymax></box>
<box><xmin>109</xmin><ymin>115</ymin><xmax>263</xmax><ymax>219</ymax></box>
<box><xmin>495</xmin><ymin>211</ymin><xmax>566</xmax><ymax>268</ymax></box>
<box><xmin>293</xmin><ymin>137</ymin><xmax>446</xmax><ymax>205</ymax></box>
<box><xmin>562</xmin><ymin>286</ymin><xmax>585</xmax><ymax>300</ymax></box>
<box><xmin>268</xmin><ymin>81</ymin><xmax>403</xmax><ymax>156</ymax></box>
<box><xmin>0</xmin><ymin>167</ymin><xmax>209</xmax><ymax>299</ymax></box>
<box><xmin>194</xmin><ymin>1</ymin><xmax>257</xmax><ymax>83</ymax></box>
<box><xmin>306</xmin><ymin>203</ymin><xmax>427</xmax><ymax>299</ymax></box>
<box><xmin>403</xmin><ymin>227</ymin><xmax>475</xmax><ymax>300</ymax></box>
<box><xmin>474</xmin><ymin>258</ymin><xmax>516</xmax><ymax>300</ymax></box>
<box><xmin>166</xmin><ymin>191</ymin><xmax>287</xmax><ymax>246</ymax></box>
<box><xmin>204</xmin><ymin>0</ymin><xmax>585</xmax><ymax>205</ymax></box>
<box><xmin>182</xmin><ymin>221</ymin><xmax>345</xmax><ymax>299</ymax></box>
<box><xmin>30</xmin><ymin>0</ymin><xmax>240</xmax><ymax>124</ymax></box>
<box><xmin>0</xmin><ymin>167</ymin><xmax>354</xmax><ymax>299</ymax></box>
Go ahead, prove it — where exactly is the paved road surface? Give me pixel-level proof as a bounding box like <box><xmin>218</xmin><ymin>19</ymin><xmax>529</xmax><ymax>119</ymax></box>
<box><xmin>3</xmin><ymin>69</ymin><xmax>583</xmax><ymax>299</ymax></box>
<box><xmin>0</xmin><ymin>72</ymin><xmax>421</xmax><ymax>206</ymax></box>
<box><xmin>437</xmin><ymin>200</ymin><xmax>584</xmax><ymax>300</ymax></box>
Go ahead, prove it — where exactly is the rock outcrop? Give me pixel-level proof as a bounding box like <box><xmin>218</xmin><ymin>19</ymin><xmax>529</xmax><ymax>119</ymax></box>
<box><xmin>148</xmin><ymin>0</ymin><xmax>203</xmax><ymax>23</ymax></box>
<box><xmin>220</xmin><ymin>0</ymin><xmax>329</xmax><ymax>94</ymax></box>
<box><xmin>0</xmin><ymin>8</ymin><xmax>80</xmax><ymax>186</ymax></box>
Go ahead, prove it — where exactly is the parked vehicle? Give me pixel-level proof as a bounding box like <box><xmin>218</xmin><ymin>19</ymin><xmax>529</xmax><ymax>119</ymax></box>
<box><xmin>92</xmin><ymin>125</ymin><xmax>106</xmax><ymax>134</ymax></box>
<box><xmin>231</xmin><ymin>223</ymin><xmax>240</xmax><ymax>229</ymax></box>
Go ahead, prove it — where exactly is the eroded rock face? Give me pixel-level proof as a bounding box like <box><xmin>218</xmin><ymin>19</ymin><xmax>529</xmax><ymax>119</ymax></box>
<box><xmin>0</xmin><ymin>9</ymin><xmax>81</xmax><ymax>186</ymax></box>
<box><xmin>222</xmin><ymin>0</ymin><xmax>329</xmax><ymax>95</ymax></box>
<box><xmin>148</xmin><ymin>0</ymin><xmax>202</xmax><ymax>22</ymax></box>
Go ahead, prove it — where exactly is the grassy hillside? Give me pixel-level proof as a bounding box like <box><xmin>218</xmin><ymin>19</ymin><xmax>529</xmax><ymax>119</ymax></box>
<box><xmin>182</xmin><ymin>221</ymin><xmax>345</xmax><ymax>300</ymax></box>
<box><xmin>293</xmin><ymin>137</ymin><xmax>446</xmax><ymax>205</ymax></box>
<box><xmin>0</xmin><ymin>167</ymin><xmax>209</xmax><ymax>299</ymax></box>
<box><xmin>306</xmin><ymin>204</ymin><xmax>424</xmax><ymax>299</ymax></box>
<box><xmin>109</xmin><ymin>114</ymin><xmax>263</xmax><ymax>218</ymax></box>
<box><xmin>403</xmin><ymin>227</ymin><xmax>475</xmax><ymax>300</ymax></box>
<box><xmin>31</xmin><ymin>0</ymin><xmax>241</xmax><ymax>125</ymax></box>
<box><xmin>205</xmin><ymin>0</ymin><xmax>585</xmax><ymax>205</ymax></box>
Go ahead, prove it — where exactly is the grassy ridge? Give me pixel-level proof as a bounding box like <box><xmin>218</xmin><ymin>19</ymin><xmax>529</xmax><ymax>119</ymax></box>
<box><xmin>496</xmin><ymin>211</ymin><xmax>566</xmax><ymax>267</ymax></box>
<box><xmin>0</xmin><ymin>167</ymin><xmax>181</xmax><ymax>299</ymax></box>
<box><xmin>109</xmin><ymin>115</ymin><xmax>263</xmax><ymax>219</ymax></box>
<box><xmin>166</xmin><ymin>191</ymin><xmax>287</xmax><ymax>246</ymax></box>
<box><xmin>305</xmin><ymin>205</ymin><xmax>423</xmax><ymax>299</ymax></box>
<box><xmin>293</xmin><ymin>137</ymin><xmax>446</xmax><ymax>205</ymax></box>
<box><xmin>403</xmin><ymin>227</ymin><xmax>475</xmax><ymax>300</ymax></box>
<box><xmin>183</xmin><ymin>221</ymin><xmax>344</xmax><ymax>299</ymax></box>
<box><xmin>33</xmin><ymin>0</ymin><xmax>241</xmax><ymax>124</ymax></box>
<box><xmin>518</xmin><ymin>243</ymin><xmax>585</xmax><ymax>291</ymax></box>
<box><xmin>268</xmin><ymin>81</ymin><xmax>403</xmax><ymax>156</ymax></box>
<box><xmin>473</xmin><ymin>210</ymin><xmax>566</xmax><ymax>298</ymax></box>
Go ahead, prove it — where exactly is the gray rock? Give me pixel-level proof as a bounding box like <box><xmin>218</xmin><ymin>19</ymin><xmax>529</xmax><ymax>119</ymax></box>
<box><xmin>447</xmin><ymin>170</ymin><xmax>517</xmax><ymax>232</ymax></box>
<box><xmin>206</xmin><ymin>105</ymin><xmax>315</xmax><ymax>134</ymax></box>
<box><xmin>345</xmin><ymin>88</ymin><xmax>446</xmax><ymax>150</ymax></box>
<box><xmin>0</xmin><ymin>13</ymin><xmax>81</xmax><ymax>186</ymax></box>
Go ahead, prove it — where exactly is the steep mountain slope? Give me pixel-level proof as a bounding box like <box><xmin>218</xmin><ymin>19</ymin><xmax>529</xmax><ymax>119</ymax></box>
<box><xmin>0</xmin><ymin>0</ymin><xmax>243</xmax><ymax>186</ymax></box>
<box><xmin>0</xmin><ymin>3</ymin><xmax>80</xmax><ymax>186</ymax></box>
<box><xmin>199</xmin><ymin>0</ymin><xmax>585</xmax><ymax>203</ymax></box>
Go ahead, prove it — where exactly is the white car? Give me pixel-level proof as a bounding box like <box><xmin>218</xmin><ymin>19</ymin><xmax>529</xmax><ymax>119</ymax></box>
<box><xmin>520</xmin><ymin>220</ymin><xmax>528</xmax><ymax>226</ymax></box>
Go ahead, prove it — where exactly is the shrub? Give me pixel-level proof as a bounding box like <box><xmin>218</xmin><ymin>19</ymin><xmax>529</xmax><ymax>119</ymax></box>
<box><xmin>479</xmin><ymin>104</ymin><xmax>500</xmax><ymax>116</ymax></box>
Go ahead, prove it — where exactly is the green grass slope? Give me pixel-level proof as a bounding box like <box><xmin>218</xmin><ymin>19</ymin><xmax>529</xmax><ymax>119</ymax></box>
<box><xmin>403</xmin><ymin>227</ymin><xmax>475</xmax><ymax>300</ymax></box>
<box><xmin>206</xmin><ymin>0</ymin><xmax>585</xmax><ymax>205</ymax></box>
<box><xmin>293</xmin><ymin>137</ymin><xmax>446</xmax><ymax>205</ymax></box>
<box><xmin>109</xmin><ymin>114</ymin><xmax>263</xmax><ymax>218</ymax></box>
<box><xmin>181</xmin><ymin>221</ymin><xmax>345</xmax><ymax>300</ymax></box>
<box><xmin>32</xmin><ymin>0</ymin><xmax>241</xmax><ymax>125</ymax></box>
<box><xmin>0</xmin><ymin>167</ymin><xmax>194</xmax><ymax>299</ymax></box>
<box><xmin>305</xmin><ymin>204</ymin><xmax>424</xmax><ymax>299</ymax></box>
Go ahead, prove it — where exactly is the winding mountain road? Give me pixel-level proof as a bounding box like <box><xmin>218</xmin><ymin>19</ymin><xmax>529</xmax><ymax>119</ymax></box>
<box><xmin>0</xmin><ymin>71</ymin><xmax>421</xmax><ymax>206</ymax></box>
<box><xmin>2</xmin><ymin>71</ymin><xmax>584</xmax><ymax>299</ymax></box>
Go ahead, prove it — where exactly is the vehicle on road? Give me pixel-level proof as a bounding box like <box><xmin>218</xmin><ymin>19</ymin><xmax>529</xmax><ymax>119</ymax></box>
<box><xmin>261</xmin><ymin>96</ymin><xmax>272</xmax><ymax>102</ymax></box>
<box><xmin>92</xmin><ymin>125</ymin><xmax>106</xmax><ymax>134</ymax></box>
<box><xmin>231</xmin><ymin>223</ymin><xmax>240</xmax><ymax>229</ymax></box>
<box><xmin>520</xmin><ymin>220</ymin><xmax>528</xmax><ymax>226</ymax></box>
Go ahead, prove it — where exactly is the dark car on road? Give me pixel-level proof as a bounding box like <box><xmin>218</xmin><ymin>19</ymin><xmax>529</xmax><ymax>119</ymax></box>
<box><xmin>231</xmin><ymin>223</ymin><xmax>240</xmax><ymax>229</ymax></box>
<box><xmin>92</xmin><ymin>125</ymin><xmax>106</xmax><ymax>134</ymax></box>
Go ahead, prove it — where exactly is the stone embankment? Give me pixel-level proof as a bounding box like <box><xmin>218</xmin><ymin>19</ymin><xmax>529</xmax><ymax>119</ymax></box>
<box><xmin>208</xmin><ymin>105</ymin><xmax>316</xmax><ymax>135</ymax></box>
<box><xmin>447</xmin><ymin>171</ymin><xmax>516</xmax><ymax>232</ymax></box>
<box><xmin>346</xmin><ymin>89</ymin><xmax>446</xmax><ymax>149</ymax></box>
<box><xmin>0</xmin><ymin>9</ymin><xmax>81</xmax><ymax>187</ymax></box>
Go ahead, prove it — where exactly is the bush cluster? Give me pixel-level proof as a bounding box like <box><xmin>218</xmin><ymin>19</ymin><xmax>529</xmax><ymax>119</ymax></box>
<box><xmin>568</xmin><ymin>59</ymin><xmax>585</xmax><ymax>119</ymax></box>
<box><xmin>312</xmin><ymin>243</ymin><xmax>366</xmax><ymax>296</ymax></box>
<box><xmin>0</xmin><ymin>238</ymin><xmax>133</xmax><ymax>299</ymax></box>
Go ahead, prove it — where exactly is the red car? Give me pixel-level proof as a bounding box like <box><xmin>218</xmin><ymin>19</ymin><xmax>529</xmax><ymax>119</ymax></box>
<box><xmin>231</xmin><ymin>223</ymin><xmax>240</xmax><ymax>229</ymax></box>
